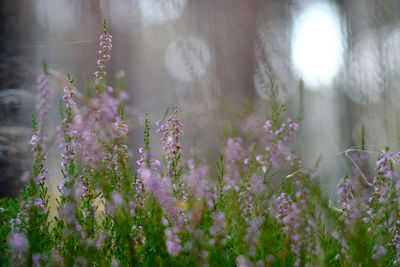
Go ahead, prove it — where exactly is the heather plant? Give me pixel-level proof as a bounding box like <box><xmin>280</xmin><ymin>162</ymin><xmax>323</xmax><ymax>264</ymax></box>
<box><xmin>2</xmin><ymin>20</ymin><xmax>400</xmax><ymax>266</ymax></box>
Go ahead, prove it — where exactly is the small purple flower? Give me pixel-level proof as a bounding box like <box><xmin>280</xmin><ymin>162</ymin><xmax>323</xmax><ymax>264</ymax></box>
<box><xmin>140</xmin><ymin>169</ymin><xmax>183</xmax><ymax>226</ymax></box>
<box><xmin>36</xmin><ymin>73</ymin><xmax>52</xmax><ymax>125</ymax></box>
<box><xmin>209</xmin><ymin>212</ymin><xmax>226</xmax><ymax>237</ymax></box>
<box><xmin>223</xmin><ymin>137</ymin><xmax>245</xmax><ymax>191</ymax></box>
<box><xmin>8</xmin><ymin>232</ymin><xmax>28</xmax><ymax>257</ymax></box>
<box><xmin>165</xmin><ymin>227</ymin><xmax>181</xmax><ymax>256</ymax></box>
<box><xmin>158</xmin><ymin>109</ymin><xmax>184</xmax><ymax>179</ymax></box>
<box><xmin>111</xmin><ymin>192</ymin><xmax>124</xmax><ymax>206</ymax></box>
<box><xmin>236</xmin><ymin>255</ymin><xmax>252</xmax><ymax>267</ymax></box>
<box><xmin>183</xmin><ymin>156</ymin><xmax>210</xmax><ymax>200</ymax></box>
<box><xmin>29</xmin><ymin>134</ymin><xmax>39</xmax><ymax>147</ymax></box>
<box><xmin>95</xmin><ymin>31</ymin><xmax>112</xmax><ymax>78</ymax></box>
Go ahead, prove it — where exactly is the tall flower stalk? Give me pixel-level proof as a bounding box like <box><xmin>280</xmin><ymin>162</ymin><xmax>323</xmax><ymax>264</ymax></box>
<box><xmin>17</xmin><ymin>64</ymin><xmax>52</xmax><ymax>264</ymax></box>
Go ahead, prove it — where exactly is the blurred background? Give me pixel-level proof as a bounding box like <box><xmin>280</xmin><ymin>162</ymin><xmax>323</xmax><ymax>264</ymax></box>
<box><xmin>1</xmin><ymin>0</ymin><xmax>400</xmax><ymax>198</ymax></box>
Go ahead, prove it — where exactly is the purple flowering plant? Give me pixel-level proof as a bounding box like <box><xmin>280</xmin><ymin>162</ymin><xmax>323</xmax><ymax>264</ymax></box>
<box><xmin>2</xmin><ymin>19</ymin><xmax>400</xmax><ymax>266</ymax></box>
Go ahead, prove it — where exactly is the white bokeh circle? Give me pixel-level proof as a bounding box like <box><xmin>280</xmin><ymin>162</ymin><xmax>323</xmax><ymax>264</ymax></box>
<box><xmin>291</xmin><ymin>2</ymin><xmax>345</xmax><ymax>89</ymax></box>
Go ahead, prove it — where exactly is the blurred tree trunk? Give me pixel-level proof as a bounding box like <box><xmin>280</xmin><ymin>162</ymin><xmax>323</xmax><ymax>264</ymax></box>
<box><xmin>0</xmin><ymin>0</ymin><xmax>36</xmax><ymax>198</ymax></box>
<box><xmin>210</xmin><ymin>0</ymin><xmax>259</xmax><ymax>108</ymax></box>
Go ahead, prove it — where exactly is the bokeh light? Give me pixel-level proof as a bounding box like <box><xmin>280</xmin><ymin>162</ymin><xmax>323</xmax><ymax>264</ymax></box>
<box><xmin>291</xmin><ymin>2</ymin><xmax>345</xmax><ymax>89</ymax></box>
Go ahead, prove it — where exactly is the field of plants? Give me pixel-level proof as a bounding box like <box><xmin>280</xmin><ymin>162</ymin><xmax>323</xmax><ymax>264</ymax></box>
<box><xmin>1</xmin><ymin>20</ymin><xmax>400</xmax><ymax>266</ymax></box>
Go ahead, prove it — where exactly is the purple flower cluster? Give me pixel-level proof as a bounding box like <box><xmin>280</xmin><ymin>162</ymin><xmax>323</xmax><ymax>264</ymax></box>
<box><xmin>391</xmin><ymin>228</ymin><xmax>400</xmax><ymax>265</ymax></box>
<box><xmin>8</xmin><ymin>232</ymin><xmax>28</xmax><ymax>260</ymax></box>
<box><xmin>28</xmin><ymin>134</ymin><xmax>39</xmax><ymax>149</ymax></box>
<box><xmin>337</xmin><ymin>177</ymin><xmax>361</xmax><ymax>227</ymax></box>
<box><xmin>376</xmin><ymin>152</ymin><xmax>397</xmax><ymax>179</ymax></box>
<box><xmin>366</xmin><ymin>151</ymin><xmax>398</xmax><ymax>225</ymax></box>
<box><xmin>248</xmin><ymin>175</ymin><xmax>266</xmax><ymax>196</ymax></box>
<box><xmin>28</xmin><ymin>134</ymin><xmax>47</xmax><ymax>184</ymax></box>
<box><xmin>138</xmin><ymin>164</ymin><xmax>187</xmax><ymax>256</ymax></box>
<box><xmin>73</xmin><ymin>90</ymin><xmax>126</xmax><ymax>173</ymax></box>
<box><xmin>157</xmin><ymin>109</ymin><xmax>184</xmax><ymax>179</ymax></box>
<box><xmin>272</xmin><ymin>192</ymin><xmax>305</xmax><ymax>266</ymax></box>
<box><xmin>183</xmin><ymin>150</ymin><xmax>212</xmax><ymax>205</ymax></box>
<box><xmin>239</xmin><ymin>189</ymin><xmax>253</xmax><ymax>223</ymax></box>
<box><xmin>244</xmin><ymin>217</ymin><xmax>264</xmax><ymax>256</ymax></box>
<box><xmin>139</xmin><ymin>169</ymin><xmax>184</xmax><ymax>227</ymax></box>
<box><xmin>95</xmin><ymin>33</ymin><xmax>112</xmax><ymax>78</ymax></box>
<box><xmin>104</xmin><ymin>107</ymin><xmax>129</xmax><ymax>190</ymax></box>
<box><xmin>263</xmin><ymin>119</ymin><xmax>300</xmax><ymax>168</ymax></box>
<box><xmin>273</xmin><ymin>193</ymin><xmax>302</xmax><ymax>234</ymax></box>
<box><xmin>113</xmin><ymin>119</ymin><xmax>128</xmax><ymax>138</ymax></box>
<box><xmin>242</xmin><ymin>115</ymin><xmax>264</xmax><ymax>136</ymax></box>
<box><xmin>223</xmin><ymin>137</ymin><xmax>245</xmax><ymax>191</ymax></box>
<box><xmin>235</xmin><ymin>255</ymin><xmax>253</xmax><ymax>267</ymax></box>
<box><xmin>136</xmin><ymin>147</ymin><xmax>161</xmax><ymax>208</ymax></box>
<box><xmin>58</xmin><ymin>86</ymin><xmax>80</xmax><ymax>193</ymax></box>
<box><xmin>36</xmin><ymin>73</ymin><xmax>52</xmax><ymax>126</ymax></box>
<box><xmin>348</xmin><ymin>151</ymin><xmax>369</xmax><ymax>192</ymax></box>
<box><xmin>165</xmin><ymin>227</ymin><xmax>182</xmax><ymax>256</ymax></box>
<box><xmin>332</xmin><ymin>230</ymin><xmax>349</xmax><ymax>262</ymax></box>
<box><xmin>137</xmin><ymin>147</ymin><xmax>160</xmax><ymax>173</ymax></box>
<box><xmin>209</xmin><ymin>212</ymin><xmax>227</xmax><ymax>244</ymax></box>
<box><xmin>267</xmin><ymin>118</ymin><xmax>300</xmax><ymax>141</ymax></box>
<box><xmin>33</xmin><ymin>198</ymin><xmax>47</xmax><ymax>212</ymax></box>
<box><xmin>26</xmin><ymin>75</ymin><xmax>51</xmax><ymax>188</ymax></box>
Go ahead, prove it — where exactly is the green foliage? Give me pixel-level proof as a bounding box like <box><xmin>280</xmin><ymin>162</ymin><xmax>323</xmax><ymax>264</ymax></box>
<box><xmin>0</xmin><ymin>198</ymin><xmax>19</xmax><ymax>264</ymax></box>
